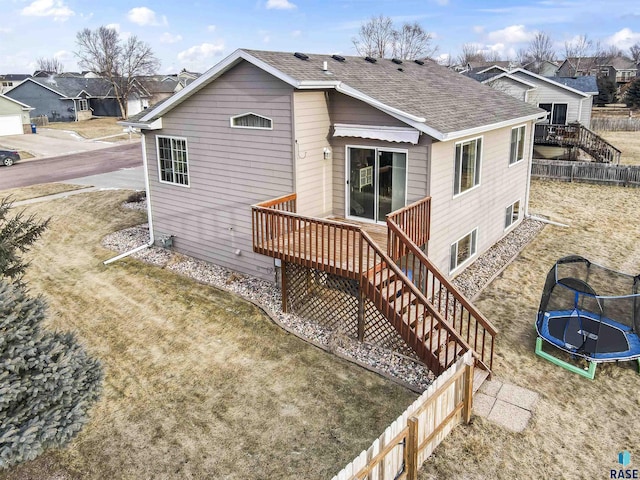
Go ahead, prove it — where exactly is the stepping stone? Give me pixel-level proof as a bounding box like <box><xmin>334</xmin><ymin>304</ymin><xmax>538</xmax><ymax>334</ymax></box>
<box><xmin>472</xmin><ymin>392</ymin><xmax>496</xmax><ymax>418</ymax></box>
<box><xmin>478</xmin><ymin>378</ymin><xmax>503</xmax><ymax>397</ymax></box>
<box><xmin>487</xmin><ymin>399</ymin><xmax>532</xmax><ymax>432</ymax></box>
<box><xmin>497</xmin><ymin>383</ymin><xmax>539</xmax><ymax>411</ymax></box>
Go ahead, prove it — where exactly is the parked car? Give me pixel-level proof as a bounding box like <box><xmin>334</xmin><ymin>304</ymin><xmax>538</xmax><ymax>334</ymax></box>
<box><xmin>0</xmin><ymin>149</ymin><xmax>20</xmax><ymax>166</ymax></box>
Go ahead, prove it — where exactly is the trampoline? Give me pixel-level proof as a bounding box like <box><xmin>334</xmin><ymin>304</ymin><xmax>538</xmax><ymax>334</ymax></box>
<box><xmin>535</xmin><ymin>255</ymin><xmax>640</xmax><ymax>379</ymax></box>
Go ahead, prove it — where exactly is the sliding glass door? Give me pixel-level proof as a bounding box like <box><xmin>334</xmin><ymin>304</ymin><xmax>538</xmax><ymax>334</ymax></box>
<box><xmin>347</xmin><ymin>147</ymin><xmax>407</xmax><ymax>223</ymax></box>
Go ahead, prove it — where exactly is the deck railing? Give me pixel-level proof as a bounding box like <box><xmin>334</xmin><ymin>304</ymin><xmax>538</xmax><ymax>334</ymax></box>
<box><xmin>534</xmin><ymin>123</ymin><xmax>621</xmax><ymax>164</ymax></box>
<box><xmin>252</xmin><ymin>193</ymin><xmax>492</xmax><ymax>374</ymax></box>
<box><xmin>386</xmin><ymin>219</ymin><xmax>497</xmax><ymax>371</ymax></box>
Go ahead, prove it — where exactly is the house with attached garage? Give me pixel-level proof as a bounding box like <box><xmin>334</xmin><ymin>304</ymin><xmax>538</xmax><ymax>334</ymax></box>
<box><xmin>0</xmin><ymin>94</ymin><xmax>33</xmax><ymax>136</ymax></box>
<box><xmin>123</xmin><ymin>48</ymin><xmax>548</xmax><ymax>378</ymax></box>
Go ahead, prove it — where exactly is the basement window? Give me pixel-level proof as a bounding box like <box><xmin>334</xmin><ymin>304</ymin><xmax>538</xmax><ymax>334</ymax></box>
<box><xmin>450</xmin><ymin>228</ymin><xmax>478</xmax><ymax>273</ymax></box>
<box><xmin>505</xmin><ymin>200</ymin><xmax>521</xmax><ymax>230</ymax></box>
<box><xmin>230</xmin><ymin>113</ymin><xmax>273</xmax><ymax>130</ymax></box>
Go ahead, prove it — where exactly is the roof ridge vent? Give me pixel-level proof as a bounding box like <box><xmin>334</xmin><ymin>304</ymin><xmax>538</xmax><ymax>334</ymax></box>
<box><xmin>414</xmin><ymin>59</ymin><xmax>425</xmax><ymax>66</ymax></box>
<box><xmin>392</xmin><ymin>58</ymin><xmax>403</xmax><ymax>65</ymax></box>
<box><xmin>294</xmin><ymin>52</ymin><xmax>309</xmax><ymax>60</ymax></box>
<box><xmin>331</xmin><ymin>54</ymin><xmax>345</xmax><ymax>62</ymax></box>
<box><xmin>364</xmin><ymin>56</ymin><xmax>377</xmax><ymax>64</ymax></box>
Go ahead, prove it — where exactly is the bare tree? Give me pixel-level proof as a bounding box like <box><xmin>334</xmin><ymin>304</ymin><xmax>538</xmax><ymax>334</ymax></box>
<box><xmin>353</xmin><ymin>15</ymin><xmax>395</xmax><ymax>58</ymax></box>
<box><xmin>515</xmin><ymin>47</ymin><xmax>532</xmax><ymax>66</ymax></box>
<box><xmin>527</xmin><ymin>32</ymin><xmax>555</xmax><ymax>73</ymax></box>
<box><xmin>564</xmin><ymin>34</ymin><xmax>593</xmax><ymax>76</ymax></box>
<box><xmin>75</xmin><ymin>26</ymin><xmax>160</xmax><ymax>119</ymax></box>
<box><xmin>392</xmin><ymin>22</ymin><xmax>437</xmax><ymax>60</ymax></box>
<box><xmin>36</xmin><ymin>57</ymin><xmax>64</xmax><ymax>74</ymax></box>
<box><xmin>353</xmin><ymin>16</ymin><xmax>437</xmax><ymax>59</ymax></box>
<box><xmin>630</xmin><ymin>42</ymin><xmax>640</xmax><ymax>65</ymax></box>
<box><xmin>456</xmin><ymin>43</ymin><xmax>486</xmax><ymax>67</ymax></box>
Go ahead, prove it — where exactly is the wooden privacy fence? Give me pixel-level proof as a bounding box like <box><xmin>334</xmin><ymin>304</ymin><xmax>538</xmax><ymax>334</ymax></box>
<box><xmin>532</xmin><ymin>159</ymin><xmax>640</xmax><ymax>187</ymax></box>
<box><xmin>332</xmin><ymin>351</ymin><xmax>474</xmax><ymax>480</ymax></box>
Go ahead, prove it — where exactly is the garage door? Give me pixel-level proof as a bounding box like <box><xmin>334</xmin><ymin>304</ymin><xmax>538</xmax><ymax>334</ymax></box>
<box><xmin>0</xmin><ymin>115</ymin><xmax>23</xmax><ymax>136</ymax></box>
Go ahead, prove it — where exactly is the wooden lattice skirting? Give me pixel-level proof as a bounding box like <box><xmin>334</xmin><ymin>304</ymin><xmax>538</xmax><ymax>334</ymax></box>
<box><xmin>284</xmin><ymin>262</ymin><xmax>416</xmax><ymax>356</ymax></box>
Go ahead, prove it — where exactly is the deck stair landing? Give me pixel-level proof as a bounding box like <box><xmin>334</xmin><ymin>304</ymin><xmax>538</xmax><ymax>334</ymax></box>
<box><xmin>252</xmin><ymin>193</ymin><xmax>497</xmax><ymax>377</ymax></box>
<box><xmin>534</xmin><ymin>123</ymin><xmax>622</xmax><ymax>163</ymax></box>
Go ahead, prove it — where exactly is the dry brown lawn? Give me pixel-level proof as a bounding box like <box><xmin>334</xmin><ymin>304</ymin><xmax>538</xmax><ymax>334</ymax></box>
<box><xmin>44</xmin><ymin>117</ymin><xmax>136</xmax><ymax>141</ymax></box>
<box><xmin>1</xmin><ymin>183</ymin><xmax>86</xmax><ymax>202</ymax></box>
<box><xmin>420</xmin><ymin>179</ymin><xmax>640</xmax><ymax>480</ymax></box>
<box><xmin>596</xmin><ymin>131</ymin><xmax>640</xmax><ymax>165</ymax></box>
<box><xmin>0</xmin><ymin>190</ymin><xmax>417</xmax><ymax>480</ymax></box>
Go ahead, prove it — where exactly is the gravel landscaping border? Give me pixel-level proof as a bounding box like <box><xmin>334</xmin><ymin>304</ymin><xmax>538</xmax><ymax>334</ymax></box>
<box><xmin>102</xmin><ymin>201</ymin><xmax>545</xmax><ymax>392</ymax></box>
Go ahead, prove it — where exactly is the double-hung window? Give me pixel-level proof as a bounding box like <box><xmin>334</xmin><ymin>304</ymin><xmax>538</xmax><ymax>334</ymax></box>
<box><xmin>157</xmin><ymin>136</ymin><xmax>189</xmax><ymax>186</ymax></box>
<box><xmin>505</xmin><ymin>200</ymin><xmax>521</xmax><ymax>229</ymax></box>
<box><xmin>454</xmin><ymin>137</ymin><xmax>482</xmax><ymax>195</ymax></box>
<box><xmin>450</xmin><ymin>228</ymin><xmax>478</xmax><ymax>272</ymax></box>
<box><xmin>510</xmin><ymin>126</ymin><xmax>526</xmax><ymax>165</ymax></box>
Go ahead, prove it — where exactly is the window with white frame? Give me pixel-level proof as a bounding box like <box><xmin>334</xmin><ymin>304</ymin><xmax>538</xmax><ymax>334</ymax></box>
<box><xmin>510</xmin><ymin>125</ymin><xmax>526</xmax><ymax>165</ymax></box>
<box><xmin>157</xmin><ymin>136</ymin><xmax>189</xmax><ymax>186</ymax></box>
<box><xmin>78</xmin><ymin>99</ymin><xmax>89</xmax><ymax>111</ymax></box>
<box><xmin>538</xmin><ymin>103</ymin><xmax>567</xmax><ymax>125</ymax></box>
<box><xmin>454</xmin><ymin>137</ymin><xmax>482</xmax><ymax>195</ymax></box>
<box><xmin>450</xmin><ymin>228</ymin><xmax>478</xmax><ymax>272</ymax></box>
<box><xmin>230</xmin><ymin>112</ymin><xmax>273</xmax><ymax>130</ymax></box>
<box><xmin>505</xmin><ymin>200</ymin><xmax>521</xmax><ymax>229</ymax></box>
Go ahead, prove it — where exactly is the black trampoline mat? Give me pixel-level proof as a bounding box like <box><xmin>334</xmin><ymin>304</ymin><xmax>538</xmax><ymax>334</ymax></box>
<box><xmin>547</xmin><ymin>313</ymin><xmax>629</xmax><ymax>354</ymax></box>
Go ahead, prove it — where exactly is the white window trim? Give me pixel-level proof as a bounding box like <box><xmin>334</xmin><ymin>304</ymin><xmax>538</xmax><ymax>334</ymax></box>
<box><xmin>509</xmin><ymin>124</ymin><xmax>526</xmax><ymax>166</ymax></box>
<box><xmin>537</xmin><ymin>103</ymin><xmax>568</xmax><ymax>125</ymax></box>
<box><xmin>344</xmin><ymin>144</ymin><xmax>409</xmax><ymax>225</ymax></box>
<box><xmin>504</xmin><ymin>199</ymin><xmax>521</xmax><ymax>231</ymax></box>
<box><xmin>452</xmin><ymin>135</ymin><xmax>483</xmax><ymax>199</ymax></box>
<box><xmin>230</xmin><ymin>112</ymin><xmax>273</xmax><ymax>130</ymax></box>
<box><xmin>78</xmin><ymin>99</ymin><xmax>89</xmax><ymax>111</ymax></box>
<box><xmin>156</xmin><ymin>135</ymin><xmax>190</xmax><ymax>188</ymax></box>
<box><xmin>450</xmin><ymin>227</ymin><xmax>478</xmax><ymax>274</ymax></box>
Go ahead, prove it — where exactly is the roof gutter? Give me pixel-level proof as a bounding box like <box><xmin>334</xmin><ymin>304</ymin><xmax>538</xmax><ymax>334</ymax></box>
<box><xmin>440</xmin><ymin>111</ymin><xmax>547</xmax><ymax>142</ymax></box>
<box><xmin>103</xmin><ymin>131</ymin><xmax>155</xmax><ymax>265</ymax></box>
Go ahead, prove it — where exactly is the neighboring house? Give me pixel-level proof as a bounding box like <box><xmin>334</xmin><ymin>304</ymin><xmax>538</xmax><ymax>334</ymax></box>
<box><xmin>0</xmin><ymin>94</ymin><xmax>34</xmax><ymax>136</ymax></box>
<box><xmin>0</xmin><ymin>74</ymin><xmax>30</xmax><ymax>94</ymax></box>
<box><xmin>138</xmin><ymin>75</ymin><xmax>180</xmax><ymax>107</ymax></box>
<box><xmin>522</xmin><ymin>60</ymin><xmax>560</xmax><ymax>77</ymax></box>
<box><xmin>557</xmin><ymin>56</ymin><xmax>638</xmax><ymax>87</ymax></box>
<box><xmin>4</xmin><ymin>76</ymin><xmax>147</xmax><ymax>121</ymax></box>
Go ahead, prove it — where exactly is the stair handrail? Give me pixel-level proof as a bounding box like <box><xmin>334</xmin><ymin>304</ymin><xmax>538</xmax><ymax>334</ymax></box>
<box><xmin>359</xmin><ymin>230</ymin><xmax>476</xmax><ymax>372</ymax></box>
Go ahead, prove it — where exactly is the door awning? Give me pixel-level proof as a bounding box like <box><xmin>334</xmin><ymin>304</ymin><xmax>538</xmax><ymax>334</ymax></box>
<box><xmin>333</xmin><ymin>123</ymin><xmax>420</xmax><ymax>144</ymax></box>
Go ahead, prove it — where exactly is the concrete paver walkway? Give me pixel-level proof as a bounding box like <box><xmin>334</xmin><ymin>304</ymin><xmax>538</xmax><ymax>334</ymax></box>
<box><xmin>473</xmin><ymin>378</ymin><xmax>539</xmax><ymax>432</ymax></box>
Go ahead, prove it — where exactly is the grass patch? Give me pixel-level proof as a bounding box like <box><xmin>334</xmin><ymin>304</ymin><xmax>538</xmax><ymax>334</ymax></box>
<box><xmin>44</xmin><ymin>117</ymin><xmax>136</xmax><ymax>140</ymax></box>
<box><xmin>0</xmin><ymin>190</ymin><xmax>417</xmax><ymax>479</ymax></box>
<box><xmin>419</xmin><ymin>179</ymin><xmax>640</xmax><ymax>479</ymax></box>
<box><xmin>0</xmin><ymin>183</ymin><xmax>88</xmax><ymax>202</ymax></box>
<box><xmin>596</xmin><ymin>131</ymin><xmax>640</xmax><ymax>165</ymax></box>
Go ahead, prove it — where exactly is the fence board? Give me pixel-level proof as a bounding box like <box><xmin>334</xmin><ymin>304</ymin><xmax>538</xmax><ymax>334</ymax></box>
<box><xmin>332</xmin><ymin>351</ymin><xmax>474</xmax><ymax>480</ymax></box>
<box><xmin>532</xmin><ymin>159</ymin><xmax>640</xmax><ymax>187</ymax></box>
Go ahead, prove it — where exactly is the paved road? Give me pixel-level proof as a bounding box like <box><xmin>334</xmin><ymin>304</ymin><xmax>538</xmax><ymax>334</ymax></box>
<box><xmin>0</xmin><ymin>143</ymin><xmax>142</xmax><ymax>190</ymax></box>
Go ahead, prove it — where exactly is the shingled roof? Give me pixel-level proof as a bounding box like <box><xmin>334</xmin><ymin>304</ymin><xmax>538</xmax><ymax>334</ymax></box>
<box><xmin>130</xmin><ymin>49</ymin><xmax>545</xmax><ymax>140</ymax></box>
<box><xmin>28</xmin><ymin>76</ymin><xmax>115</xmax><ymax>98</ymax></box>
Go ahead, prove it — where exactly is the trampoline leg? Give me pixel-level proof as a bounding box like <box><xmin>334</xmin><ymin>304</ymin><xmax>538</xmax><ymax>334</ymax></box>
<box><xmin>535</xmin><ymin>337</ymin><xmax>597</xmax><ymax>380</ymax></box>
<box><xmin>637</xmin><ymin>359</ymin><xmax>640</xmax><ymax>375</ymax></box>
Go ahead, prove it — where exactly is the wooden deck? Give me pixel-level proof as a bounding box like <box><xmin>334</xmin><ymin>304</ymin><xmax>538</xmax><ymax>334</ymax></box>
<box><xmin>328</xmin><ymin>217</ymin><xmax>388</xmax><ymax>252</ymax></box>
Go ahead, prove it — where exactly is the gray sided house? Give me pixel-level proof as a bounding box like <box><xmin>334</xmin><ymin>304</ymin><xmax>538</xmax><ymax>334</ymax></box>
<box><xmin>124</xmin><ymin>49</ymin><xmax>550</xmax><ymax>377</ymax></box>
<box><xmin>4</xmin><ymin>76</ymin><xmax>144</xmax><ymax>121</ymax></box>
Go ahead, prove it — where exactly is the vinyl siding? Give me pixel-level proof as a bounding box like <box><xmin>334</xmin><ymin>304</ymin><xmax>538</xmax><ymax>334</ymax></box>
<box><xmin>486</xmin><ymin>77</ymin><xmax>530</xmax><ymax>102</ymax></box>
<box><xmin>293</xmin><ymin>91</ymin><xmax>332</xmax><ymax>217</ymax></box>
<box><xmin>327</xmin><ymin>92</ymin><xmax>430</xmax><ymax>218</ymax></box>
<box><xmin>5</xmin><ymin>80</ymin><xmax>74</xmax><ymax>122</ymax></box>
<box><xmin>0</xmin><ymin>96</ymin><xmax>30</xmax><ymax>124</ymax></box>
<box><xmin>427</xmin><ymin>122</ymin><xmax>534</xmax><ymax>275</ymax></box>
<box><xmin>145</xmin><ymin>60</ymin><xmax>294</xmax><ymax>281</ymax></box>
<box><xmin>511</xmin><ymin>71</ymin><xmax>586</xmax><ymax>125</ymax></box>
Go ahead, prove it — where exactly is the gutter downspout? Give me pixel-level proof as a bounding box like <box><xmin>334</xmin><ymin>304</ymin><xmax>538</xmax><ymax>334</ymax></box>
<box><xmin>103</xmin><ymin>131</ymin><xmax>155</xmax><ymax>265</ymax></box>
<box><xmin>524</xmin><ymin>120</ymin><xmax>536</xmax><ymax>217</ymax></box>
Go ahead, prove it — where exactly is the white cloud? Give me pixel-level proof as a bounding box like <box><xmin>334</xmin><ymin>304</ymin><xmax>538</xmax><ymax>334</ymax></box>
<box><xmin>266</xmin><ymin>0</ymin><xmax>296</xmax><ymax>10</ymax></box>
<box><xmin>207</xmin><ymin>25</ymin><xmax>217</xmax><ymax>32</ymax></box>
<box><xmin>486</xmin><ymin>25</ymin><xmax>535</xmax><ymax>44</ymax></box>
<box><xmin>291</xmin><ymin>30</ymin><xmax>301</xmax><ymax>37</ymax></box>
<box><xmin>127</xmin><ymin>7</ymin><xmax>167</xmax><ymax>26</ymax></box>
<box><xmin>21</xmin><ymin>0</ymin><xmax>74</xmax><ymax>22</ymax></box>
<box><xmin>105</xmin><ymin>23</ymin><xmax>120</xmax><ymax>33</ymax></box>
<box><xmin>177</xmin><ymin>42</ymin><xmax>225</xmax><ymax>67</ymax></box>
<box><xmin>607</xmin><ymin>28</ymin><xmax>640</xmax><ymax>50</ymax></box>
<box><xmin>160</xmin><ymin>32</ymin><xmax>183</xmax><ymax>44</ymax></box>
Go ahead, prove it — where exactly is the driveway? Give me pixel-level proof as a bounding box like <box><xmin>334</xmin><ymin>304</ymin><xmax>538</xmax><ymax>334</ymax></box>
<box><xmin>0</xmin><ymin>127</ymin><xmax>138</xmax><ymax>159</ymax></box>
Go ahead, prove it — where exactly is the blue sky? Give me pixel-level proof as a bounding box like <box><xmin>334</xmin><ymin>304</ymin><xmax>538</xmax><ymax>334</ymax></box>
<box><xmin>1</xmin><ymin>0</ymin><xmax>639</xmax><ymax>74</ymax></box>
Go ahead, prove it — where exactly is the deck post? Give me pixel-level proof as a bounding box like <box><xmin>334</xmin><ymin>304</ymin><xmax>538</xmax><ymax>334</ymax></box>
<box><xmin>357</xmin><ymin>286</ymin><xmax>365</xmax><ymax>342</ymax></box>
<box><xmin>281</xmin><ymin>261</ymin><xmax>288</xmax><ymax>313</ymax></box>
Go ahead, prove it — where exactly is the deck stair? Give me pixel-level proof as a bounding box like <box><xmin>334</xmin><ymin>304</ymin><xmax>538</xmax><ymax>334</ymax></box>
<box><xmin>534</xmin><ymin>123</ymin><xmax>621</xmax><ymax>163</ymax></box>
<box><xmin>252</xmin><ymin>193</ymin><xmax>497</xmax><ymax>378</ymax></box>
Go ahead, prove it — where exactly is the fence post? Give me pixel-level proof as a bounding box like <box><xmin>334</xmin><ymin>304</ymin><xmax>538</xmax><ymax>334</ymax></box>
<box><xmin>463</xmin><ymin>362</ymin><xmax>474</xmax><ymax>424</ymax></box>
<box><xmin>407</xmin><ymin>417</ymin><xmax>419</xmax><ymax>480</ymax></box>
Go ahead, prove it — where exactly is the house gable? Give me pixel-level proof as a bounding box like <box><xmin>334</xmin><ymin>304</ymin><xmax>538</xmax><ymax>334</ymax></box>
<box><xmin>144</xmin><ymin>60</ymin><xmax>295</xmax><ymax>280</ymax></box>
